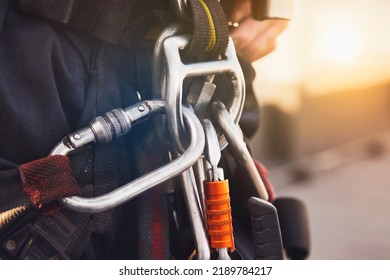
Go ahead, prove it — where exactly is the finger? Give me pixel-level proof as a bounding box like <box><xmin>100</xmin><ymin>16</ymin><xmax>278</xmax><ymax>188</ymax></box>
<box><xmin>232</xmin><ymin>20</ymin><xmax>288</xmax><ymax>61</ymax></box>
<box><xmin>230</xmin><ymin>18</ymin><xmax>273</xmax><ymax>49</ymax></box>
<box><xmin>243</xmin><ymin>20</ymin><xmax>288</xmax><ymax>61</ymax></box>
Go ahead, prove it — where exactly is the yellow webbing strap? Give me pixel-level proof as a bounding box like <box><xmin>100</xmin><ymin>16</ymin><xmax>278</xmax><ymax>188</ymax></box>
<box><xmin>198</xmin><ymin>0</ymin><xmax>217</xmax><ymax>53</ymax></box>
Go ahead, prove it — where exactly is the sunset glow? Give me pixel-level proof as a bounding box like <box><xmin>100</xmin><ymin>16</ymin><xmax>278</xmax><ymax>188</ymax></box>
<box><xmin>321</xmin><ymin>22</ymin><xmax>360</xmax><ymax>65</ymax></box>
<box><xmin>254</xmin><ymin>0</ymin><xmax>390</xmax><ymax>100</ymax></box>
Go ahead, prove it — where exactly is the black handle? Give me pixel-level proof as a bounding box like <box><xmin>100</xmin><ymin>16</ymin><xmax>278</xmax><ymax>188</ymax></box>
<box><xmin>248</xmin><ymin>197</ymin><xmax>284</xmax><ymax>259</ymax></box>
<box><xmin>273</xmin><ymin>197</ymin><xmax>310</xmax><ymax>260</ymax></box>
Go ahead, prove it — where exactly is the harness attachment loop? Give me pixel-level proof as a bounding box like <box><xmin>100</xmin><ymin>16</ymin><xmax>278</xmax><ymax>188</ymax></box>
<box><xmin>176</xmin><ymin>0</ymin><xmax>229</xmax><ymax>61</ymax></box>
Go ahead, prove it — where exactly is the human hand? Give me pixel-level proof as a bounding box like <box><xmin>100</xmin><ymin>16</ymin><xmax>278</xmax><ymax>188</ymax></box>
<box><xmin>222</xmin><ymin>0</ymin><xmax>288</xmax><ymax>62</ymax></box>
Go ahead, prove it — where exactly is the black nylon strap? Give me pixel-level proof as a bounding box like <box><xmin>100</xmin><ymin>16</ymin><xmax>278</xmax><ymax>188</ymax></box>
<box><xmin>33</xmin><ymin>209</ymin><xmax>91</xmax><ymax>259</ymax></box>
<box><xmin>183</xmin><ymin>0</ymin><xmax>229</xmax><ymax>61</ymax></box>
<box><xmin>91</xmin><ymin>42</ymin><xmax>131</xmax><ymax>235</ymax></box>
<box><xmin>1</xmin><ymin>208</ymin><xmax>90</xmax><ymax>259</ymax></box>
<box><xmin>204</xmin><ymin>0</ymin><xmax>229</xmax><ymax>59</ymax></box>
<box><xmin>183</xmin><ymin>0</ymin><xmax>211</xmax><ymax>61</ymax></box>
<box><xmin>134</xmin><ymin>137</ymin><xmax>170</xmax><ymax>259</ymax></box>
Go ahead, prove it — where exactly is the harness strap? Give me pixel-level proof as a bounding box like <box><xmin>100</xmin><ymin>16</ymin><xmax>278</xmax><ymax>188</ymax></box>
<box><xmin>1</xmin><ymin>208</ymin><xmax>90</xmax><ymax>259</ymax></box>
<box><xmin>91</xmin><ymin>42</ymin><xmax>132</xmax><ymax>235</ymax></box>
<box><xmin>204</xmin><ymin>0</ymin><xmax>229</xmax><ymax>58</ymax></box>
<box><xmin>183</xmin><ymin>0</ymin><xmax>229</xmax><ymax>61</ymax></box>
<box><xmin>133</xmin><ymin>134</ymin><xmax>171</xmax><ymax>260</ymax></box>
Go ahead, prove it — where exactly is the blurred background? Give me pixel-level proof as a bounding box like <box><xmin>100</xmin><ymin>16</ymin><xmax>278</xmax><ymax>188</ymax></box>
<box><xmin>250</xmin><ymin>0</ymin><xmax>390</xmax><ymax>259</ymax></box>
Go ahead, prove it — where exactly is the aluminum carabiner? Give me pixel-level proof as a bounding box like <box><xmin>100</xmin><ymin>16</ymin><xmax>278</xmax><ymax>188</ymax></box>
<box><xmin>210</xmin><ymin>101</ymin><xmax>269</xmax><ymax>201</ymax></box>
<box><xmin>50</xmin><ymin>101</ymin><xmax>205</xmax><ymax>213</ymax></box>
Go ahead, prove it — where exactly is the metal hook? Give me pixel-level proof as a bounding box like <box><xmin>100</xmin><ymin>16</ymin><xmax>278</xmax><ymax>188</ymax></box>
<box><xmin>210</xmin><ymin>101</ymin><xmax>269</xmax><ymax>201</ymax></box>
<box><xmin>50</xmin><ymin>102</ymin><xmax>206</xmax><ymax>213</ymax></box>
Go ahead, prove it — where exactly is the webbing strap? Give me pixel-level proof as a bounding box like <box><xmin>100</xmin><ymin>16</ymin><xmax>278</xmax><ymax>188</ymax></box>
<box><xmin>91</xmin><ymin>42</ymin><xmax>130</xmax><ymax>235</ymax></box>
<box><xmin>1</xmin><ymin>208</ymin><xmax>90</xmax><ymax>259</ymax></box>
<box><xmin>205</xmin><ymin>0</ymin><xmax>229</xmax><ymax>58</ymax></box>
<box><xmin>138</xmin><ymin>186</ymin><xmax>170</xmax><ymax>259</ymax></box>
<box><xmin>198</xmin><ymin>0</ymin><xmax>216</xmax><ymax>53</ymax></box>
<box><xmin>32</xmin><ymin>208</ymin><xmax>90</xmax><ymax>259</ymax></box>
<box><xmin>183</xmin><ymin>0</ymin><xmax>229</xmax><ymax>61</ymax></box>
<box><xmin>134</xmin><ymin>139</ymin><xmax>171</xmax><ymax>260</ymax></box>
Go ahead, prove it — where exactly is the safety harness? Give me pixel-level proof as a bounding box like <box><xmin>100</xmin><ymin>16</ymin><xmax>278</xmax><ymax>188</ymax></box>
<box><xmin>0</xmin><ymin>0</ymin><xmax>237</xmax><ymax>260</ymax></box>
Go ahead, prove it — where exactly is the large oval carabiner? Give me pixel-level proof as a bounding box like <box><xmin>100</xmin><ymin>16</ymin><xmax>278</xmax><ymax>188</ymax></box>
<box><xmin>50</xmin><ymin>101</ymin><xmax>205</xmax><ymax>213</ymax></box>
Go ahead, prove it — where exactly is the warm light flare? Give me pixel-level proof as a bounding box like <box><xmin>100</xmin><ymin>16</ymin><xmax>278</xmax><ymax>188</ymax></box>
<box><xmin>321</xmin><ymin>22</ymin><xmax>360</xmax><ymax>65</ymax></box>
<box><xmin>254</xmin><ymin>0</ymin><xmax>390</xmax><ymax>100</ymax></box>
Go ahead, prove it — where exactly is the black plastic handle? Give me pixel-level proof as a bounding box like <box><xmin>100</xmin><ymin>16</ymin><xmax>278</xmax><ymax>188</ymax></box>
<box><xmin>248</xmin><ymin>197</ymin><xmax>284</xmax><ymax>259</ymax></box>
<box><xmin>273</xmin><ymin>197</ymin><xmax>310</xmax><ymax>260</ymax></box>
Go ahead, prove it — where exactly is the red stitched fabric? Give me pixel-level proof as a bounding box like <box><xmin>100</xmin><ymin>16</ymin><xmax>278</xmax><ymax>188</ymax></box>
<box><xmin>150</xmin><ymin>187</ymin><xmax>166</xmax><ymax>260</ymax></box>
<box><xmin>19</xmin><ymin>155</ymin><xmax>80</xmax><ymax>208</ymax></box>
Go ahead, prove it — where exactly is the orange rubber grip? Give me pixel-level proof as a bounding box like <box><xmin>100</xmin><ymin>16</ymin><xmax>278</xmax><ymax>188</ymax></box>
<box><xmin>204</xmin><ymin>179</ymin><xmax>235</xmax><ymax>252</ymax></box>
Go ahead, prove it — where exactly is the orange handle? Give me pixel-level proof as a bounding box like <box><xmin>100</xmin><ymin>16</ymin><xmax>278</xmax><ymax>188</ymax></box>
<box><xmin>204</xmin><ymin>179</ymin><xmax>235</xmax><ymax>252</ymax></box>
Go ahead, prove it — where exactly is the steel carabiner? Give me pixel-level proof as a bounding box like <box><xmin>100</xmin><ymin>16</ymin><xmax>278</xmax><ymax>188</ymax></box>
<box><xmin>50</xmin><ymin>100</ymin><xmax>205</xmax><ymax>213</ymax></box>
<box><xmin>210</xmin><ymin>101</ymin><xmax>269</xmax><ymax>201</ymax></box>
